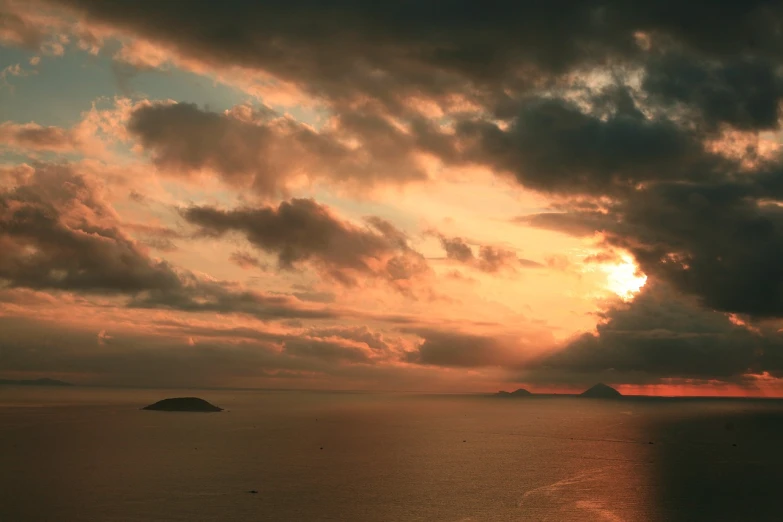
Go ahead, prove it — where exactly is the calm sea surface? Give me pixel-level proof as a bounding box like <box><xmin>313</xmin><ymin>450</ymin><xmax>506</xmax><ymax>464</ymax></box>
<box><xmin>1</xmin><ymin>387</ymin><xmax>782</xmax><ymax>521</ymax></box>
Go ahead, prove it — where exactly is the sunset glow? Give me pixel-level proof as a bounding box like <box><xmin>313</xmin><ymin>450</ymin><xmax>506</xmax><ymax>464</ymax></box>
<box><xmin>603</xmin><ymin>255</ymin><xmax>648</xmax><ymax>301</ymax></box>
<box><xmin>1</xmin><ymin>0</ymin><xmax>782</xmax><ymax>397</ymax></box>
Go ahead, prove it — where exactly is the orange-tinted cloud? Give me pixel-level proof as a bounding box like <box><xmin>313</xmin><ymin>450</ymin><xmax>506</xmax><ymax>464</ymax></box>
<box><xmin>181</xmin><ymin>198</ymin><xmax>431</xmax><ymax>292</ymax></box>
<box><xmin>126</xmin><ymin>102</ymin><xmax>441</xmax><ymax>195</ymax></box>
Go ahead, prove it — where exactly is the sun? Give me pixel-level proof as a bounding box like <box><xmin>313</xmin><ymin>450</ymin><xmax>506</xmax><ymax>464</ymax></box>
<box><xmin>602</xmin><ymin>254</ymin><xmax>647</xmax><ymax>301</ymax></box>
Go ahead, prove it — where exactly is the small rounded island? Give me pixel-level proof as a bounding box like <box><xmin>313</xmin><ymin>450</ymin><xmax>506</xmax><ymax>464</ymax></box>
<box><xmin>142</xmin><ymin>397</ymin><xmax>223</xmax><ymax>412</ymax></box>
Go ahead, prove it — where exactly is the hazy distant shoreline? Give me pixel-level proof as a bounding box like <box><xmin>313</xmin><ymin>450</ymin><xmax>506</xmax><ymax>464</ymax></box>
<box><xmin>0</xmin><ymin>378</ymin><xmax>72</xmax><ymax>387</ymax></box>
<box><xmin>1</xmin><ymin>379</ymin><xmax>781</xmax><ymax>401</ymax></box>
<box><xmin>487</xmin><ymin>393</ymin><xmax>783</xmax><ymax>402</ymax></box>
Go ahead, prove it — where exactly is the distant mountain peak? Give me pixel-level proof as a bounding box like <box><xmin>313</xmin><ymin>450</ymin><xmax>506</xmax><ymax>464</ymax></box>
<box><xmin>495</xmin><ymin>388</ymin><xmax>532</xmax><ymax>397</ymax></box>
<box><xmin>580</xmin><ymin>383</ymin><xmax>622</xmax><ymax>398</ymax></box>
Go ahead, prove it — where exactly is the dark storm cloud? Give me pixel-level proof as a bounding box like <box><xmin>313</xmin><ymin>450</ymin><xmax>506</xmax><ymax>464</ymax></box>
<box><xmin>643</xmin><ymin>54</ymin><xmax>783</xmax><ymax>132</ymax></box>
<box><xmin>535</xmin><ymin>282</ymin><xmax>783</xmax><ymax>381</ymax></box>
<box><xmin>181</xmin><ymin>198</ymin><xmax>431</xmax><ymax>288</ymax></box>
<box><xmin>433</xmin><ymin>233</ymin><xmax>543</xmax><ymax>273</ymax></box>
<box><xmin>47</xmin><ymin>1</ymin><xmax>783</xmax><ymax>117</ymax></box>
<box><xmin>127</xmin><ymin>102</ymin><xmax>429</xmax><ymax>194</ymax></box>
<box><xmin>524</xmin><ymin>178</ymin><xmax>783</xmax><ymax>319</ymax></box>
<box><xmin>610</xmin><ymin>181</ymin><xmax>783</xmax><ymax>319</ymax></box>
<box><xmin>455</xmin><ymin>96</ymin><xmax>726</xmax><ymax>195</ymax></box>
<box><xmin>46</xmin><ymin>0</ymin><xmax>615</xmax><ymax>113</ymax></box>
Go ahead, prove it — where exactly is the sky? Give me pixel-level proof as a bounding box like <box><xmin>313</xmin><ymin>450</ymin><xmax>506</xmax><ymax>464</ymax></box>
<box><xmin>2</xmin><ymin>0</ymin><xmax>783</xmax><ymax>396</ymax></box>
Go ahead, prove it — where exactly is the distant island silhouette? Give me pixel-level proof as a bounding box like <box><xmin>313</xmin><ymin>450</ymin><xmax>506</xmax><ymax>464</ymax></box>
<box><xmin>493</xmin><ymin>383</ymin><xmax>623</xmax><ymax>399</ymax></box>
<box><xmin>142</xmin><ymin>397</ymin><xmax>223</xmax><ymax>412</ymax></box>
<box><xmin>495</xmin><ymin>388</ymin><xmax>532</xmax><ymax>397</ymax></box>
<box><xmin>580</xmin><ymin>383</ymin><xmax>622</xmax><ymax>398</ymax></box>
<box><xmin>0</xmin><ymin>378</ymin><xmax>72</xmax><ymax>387</ymax></box>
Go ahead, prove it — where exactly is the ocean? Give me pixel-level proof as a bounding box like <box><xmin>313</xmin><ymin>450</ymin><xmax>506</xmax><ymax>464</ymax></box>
<box><xmin>1</xmin><ymin>387</ymin><xmax>781</xmax><ymax>521</ymax></box>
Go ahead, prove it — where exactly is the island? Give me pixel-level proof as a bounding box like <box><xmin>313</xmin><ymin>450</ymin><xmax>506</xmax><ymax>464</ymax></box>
<box><xmin>0</xmin><ymin>378</ymin><xmax>72</xmax><ymax>387</ymax></box>
<box><xmin>580</xmin><ymin>383</ymin><xmax>622</xmax><ymax>399</ymax></box>
<box><xmin>142</xmin><ymin>397</ymin><xmax>223</xmax><ymax>412</ymax></box>
<box><xmin>495</xmin><ymin>388</ymin><xmax>532</xmax><ymax>397</ymax></box>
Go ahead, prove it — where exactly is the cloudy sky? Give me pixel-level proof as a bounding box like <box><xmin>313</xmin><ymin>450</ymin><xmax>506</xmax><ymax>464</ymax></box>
<box><xmin>2</xmin><ymin>0</ymin><xmax>783</xmax><ymax>395</ymax></box>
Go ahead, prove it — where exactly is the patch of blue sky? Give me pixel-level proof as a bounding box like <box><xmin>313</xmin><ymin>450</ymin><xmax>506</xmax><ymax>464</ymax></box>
<box><xmin>0</xmin><ymin>45</ymin><xmax>115</xmax><ymax>126</ymax></box>
<box><xmin>0</xmin><ymin>40</ymin><xmax>327</xmax><ymax>128</ymax></box>
<box><xmin>125</xmin><ymin>63</ymin><xmax>248</xmax><ymax>111</ymax></box>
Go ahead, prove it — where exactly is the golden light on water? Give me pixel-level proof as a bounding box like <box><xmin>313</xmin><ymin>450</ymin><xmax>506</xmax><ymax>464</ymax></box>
<box><xmin>602</xmin><ymin>254</ymin><xmax>647</xmax><ymax>301</ymax></box>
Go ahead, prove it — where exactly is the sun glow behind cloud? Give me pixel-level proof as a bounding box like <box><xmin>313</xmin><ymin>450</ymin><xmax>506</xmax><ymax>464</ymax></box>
<box><xmin>602</xmin><ymin>254</ymin><xmax>647</xmax><ymax>301</ymax></box>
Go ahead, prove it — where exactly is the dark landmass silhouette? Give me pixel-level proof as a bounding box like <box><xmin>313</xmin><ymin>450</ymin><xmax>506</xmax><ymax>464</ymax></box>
<box><xmin>488</xmin><ymin>382</ymin><xmax>783</xmax><ymax>401</ymax></box>
<box><xmin>495</xmin><ymin>388</ymin><xmax>532</xmax><ymax>397</ymax></box>
<box><xmin>580</xmin><ymin>383</ymin><xmax>622</xmax><ymax>398</ymax></box>
<box><xmin>0</xmin><ymin>378</ymin><xmax>72</xmax><ymax>387</ymax></box>
<box><xmin>142</xmin><ymin>397</ymin><xmax>223</xmax><ymax>412</ymax></box>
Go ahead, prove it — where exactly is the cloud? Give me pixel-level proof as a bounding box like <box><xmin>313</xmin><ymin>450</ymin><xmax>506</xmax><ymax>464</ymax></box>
<box><xmin>40</xmin><ymin>1</ymin><xmax>605</xmax><ymax>113</ymax></box>
<box><xmin>7</xmin><ymin>0</ymin><xmax>783</xmax><ymax>390</ymax></box>
<box><xmin>523</xmin><ymin>177</ymin><xmax>783</xmax><ymax>319</ymax></box>
<box><xmin>0</xmin><ymin>314</ymin><xmax>329</xmax><ymax>387</ymax></box>
<box><xmin>43</xmin><ymin>1</ymin><xmax>783</xmax><ymax>120</ymax></box>
<box><xmin>123</xmin><ymin>223</ymin><xmax>182</xmax><ymax>252</ymax></box>
<box><xmin>127</xmin><ymin>277</ymin><xmax>341</xmax><ymax>322</ymax></box>
<box><xmin>0</xmin><ymin>122</ymin><xmax>79</xmax><ymax>152</ymax></box>
<box><xmin>306</xmin><ymin>325</ymin><xmax>391</xmax><ymax>351</ymax></box>
<box><xmin>643</xmin><ymin>54</ymin><xmax>783</xmax><ymax>132</ymax></box>
<box><xmin>439</xmin><ymin>235</ymin><xmax>474</xmax><ymax>263</ymax></box>
<box><xmin>533</xmin><ymin>282</ymin><xmax>783</xmax><ymax>383</ymax></box>
<box><xmin>0</xmin><ymin>163</ymin><xmax>182</xmax><ymax>293</ymax></box>
<box><xmin>0</xmin><ymin>5</ymin><xmax>47</xmax><ymax>49</ymax></box>
<box><xmin>0</xmin><ymin>305</ymin><xmax>414</xmax><ymax>387</ymax></box>
<box><xmin>181</xmin><ymin>198</ymin><xmax>431</xmax><ymax>291</ymax></box>
<box><xmin>454</xmin><ymin>95</ymin><xmax>726</xmax><ymax>196</ymax></box>
<box><xmin>228</xmin><ymin>251</ymin><xmax>267</xmax><ymax>271</ymax></box>
<box><xmin>514</xmin><ymin>211</ymin><xmax>613</xmax><ymax>238</ymax></box>
<box><xmin>433</xmin><ymin>232</ymin><xmax>543</xmax><ymax>273</ymax></box>
<box><xmin>291</xmin><ymin>289</ymin><xmax>336</xmax><ymax>304</ymax></box>
<box><xmin>402</xmin><ymin>327</ymin><xmax>538</xmax><ymax>369</ymax></box>
<box><xmin>127</xmin><ymin>102</ymin><xmax>431</xmax><ymax>194</ymax></box>
<box><xmin>0</xmin><ymin>1</ymin><xmax>80</xmax><ymax>56</ymax></box>
<box><xmin>0</xmin><ymin>162</ymin><xmax>347</xmax><ymax>322</ymax></box>
<box><xmin>281</xmin><ymin>338</ymin><xmax>373</xmax><ymax>364</ymax></box>
<box><xmin>0</xmin><ymin>103</ymin><xmax>134</xmax><ymax>157</ymax></box>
